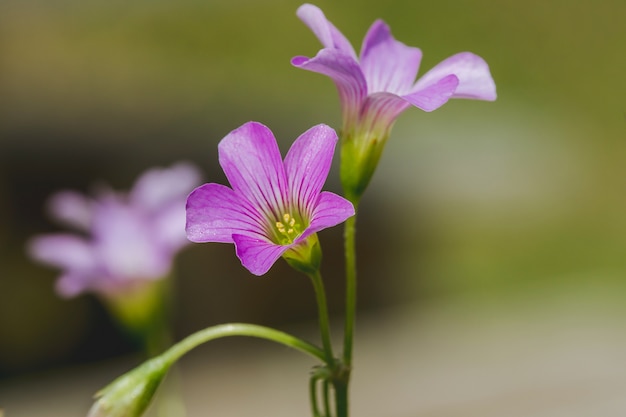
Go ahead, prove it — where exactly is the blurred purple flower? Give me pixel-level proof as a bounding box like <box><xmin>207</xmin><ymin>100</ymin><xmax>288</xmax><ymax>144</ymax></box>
<box><xmin>291</xmin><ymin>4</ymin><xmax>496</xmax><ymax>199</ymax></box>
<box><xmin>186</xmin><ymin>122</ymin><xmax>354</xmax><ymax>276</ymax></box>
<box><xmin>292</xmin><ymin>3</ymin><xmax>496</xmax><ymax>129</ymax></box>
<box><xmin>28</xmin><ymin>163</ymin><xmax>201</xmax><ymax>298</ymax></box>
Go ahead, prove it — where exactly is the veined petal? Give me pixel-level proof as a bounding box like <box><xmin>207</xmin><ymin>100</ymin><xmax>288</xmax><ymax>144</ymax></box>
<box><xmin>360</xmin><ymin>92</ymin><xmax>412</xmax><ymax>133</ymax></box>
<box><xmin>28</xmin><ymin>234</ymin><xmax>98</xmax><ymax>272</ymax></box>
<box><xmin>218</xmin><ymin>122</ymin><xmax>289</xmax><ymax>220</ymax></box>
<box><xmin>296</xmin><ymin>4</ymin><xmax>357</xmax><ymax>58</ymax></box>
<box><xmin>307</xmin><ymin>191</ymin><xmax>354</xmax><ymax>234</ymax></box>
<box><xmin>402</xmin><ymin>74</ymin><xmax>459</xmax><ymax>112</ymax></box>
<box><xmin>413</xmin><ymin>52</ymin><xmax>496</xmax><ymax>101</ymax></box>
<box><xmin>292</xmin><ymin>49</ymin><xmax>367</xmax><ymax>121</ymax></box>
<box><xmin>186</xmin><ymin>183</ymin><xmax>268</xmax><ymax>243</ymax></box>
<box><xmin>360</xmin><ymin>20</ymin><xmax>422</xmax><ymax>96</ymax></box>
<box><xmin>284</xmin><ymin>124</ymin><xmax>337</xmax><ymax>215</ymax></box>
<box><xmin>233</xmin><ymin>234</ymin><xmax>287</xmax><ymax>276</ymax></box>
<box><xmin>130</xmin><ymin>162</ymin><xmax>201</xmax><ymax>213</ymax></box>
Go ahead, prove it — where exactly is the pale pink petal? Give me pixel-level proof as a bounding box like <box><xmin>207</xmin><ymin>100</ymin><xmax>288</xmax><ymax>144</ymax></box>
<box><xmin>152</xmin><ymin>200</ymin><xmax>189</xmax><ymax>252</ymax></box>
<box><xmin>233</xmin><ymin>234</ymin><xmax>287</xmax><ymax>276</ymax></box>
<box><xmin>92</xmin><ymin>201</ymin><xmax>169</xmax><ymax>279</ymax></box>
<box><xmin>296</xmin><ymin>4</ymin><xmax>356</xmax><ymax>58</ymax></box>
<box><xmin>186</xmin><ymin>183</ymin><xmax>267</xmax><ymax>243</ymax></box>
<box><xmin>413</xmin><ymin>52</ymin><xmax>496</xmax><ymax>101</ymax></box>
<box><xmin>47</xmin><ymin>191</ymin><xmax>93</xmax><ymax>230</ymax></box>
<box><xmin>55</xmin><ymin>273</ymin><xmax>90</xmax><ymax>298</ymax></box>
<box><xmin>284</xmin><ymin>124</ymin><xmax>337</xmax><ymax>214</ymax></box>
<box><xmin>130</xmin><ymin>162</ymin><xmax>201</xmax><ymax>213</ymax></box>
<box><xmin>218</xmin><ymin>122</ymin><xmax>289</xmax><ymax>219</ymax></box>
<box><xmin>402</xmin><ymin>74</ymin><xmax>460</xmax><ymax>112</ymax></box>
<box><xmin>360</xmin><ymin>20</ymin><xmax>422</xmax><ymax>95</ymax></box>
<box><xmin>27</xmin><ymin>234</ymin><xmax>98</xmax><ymax>272</ymax></box>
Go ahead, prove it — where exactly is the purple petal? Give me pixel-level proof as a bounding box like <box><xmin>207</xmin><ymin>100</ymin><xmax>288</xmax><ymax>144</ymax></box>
<box><xmin>292</xmin><ymin>49</ymin><xmax>367</xmax><ymax>122</ymax></box>
<box><xmin>186</xmin><ymin>183</ymin><xmax>268</xmax><ymax>243</ymax></box>
<box><xmin>296</xmin><ymin>4</ymin><xmax>356</xmax><ymax>58</ymax></box>
<box><xmin>130</xmin><ymin>162</ymin><xmax>201</xmax><ymax>213</ymax></box>
<box><xmin>402</xmin><ymin>74</ymin><xmax>460</xmax><ymax>112</ymax></box>
<box><xmin>307</xmin><ymin>191</ymin><xmax>354</xmax><ymax>234</ymax></box>
<box><xmin>91</xmin><ymin>201</ymin><xmax>169</xmax><ymax>279</ymax></box>
<box><xmin>152</xmin><ymin>200</ymin><xmax>189</xmax><ymax>251</ymax></box>
<box><xmin>232</xmin><ymin>234</ymin><xmax>287</xmax><ymax>276</ymax></box>
<box><xmin>218</xmin><ymin>122</ymin><xmax>289</xmax><ymax>220</ymax></box>
<box><xmin>360</xmin><ymin>20</ymin><xmax>422</xmax><ymax>96</ymax></box>
<box><xmin>47</xmin><ymin>191</ymin><xmax>93</xmax><ymax>230</ymax></box>
<box><xmin>413</xmin><ymin>52</ymin><xmax>496</xmax><ymax>101</ymax></box>
<box><xmin>55</xmin><ymin>272</ymin><xmax>90</xmax><ymax>298</ymax></box>
<box><xmin>284</xmin><ymin>124</ymin><xmax>337</xmax><ymax>214</ymax></box>
<box><xmin>27</xmin><ymin>234</ymin><xmax>98</xmax><ymax>272</ymax></box>
<box><xmin>360</xmin><ymin>92</ymin><xmax>412</xmax><ymax>132</ymax></box>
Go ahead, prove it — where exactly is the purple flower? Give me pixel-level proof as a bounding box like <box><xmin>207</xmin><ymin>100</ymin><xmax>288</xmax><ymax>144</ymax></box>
<box><xmin>28</xmin><ymin>163</ymin><xmax>201</xmax><ymax>298</ymax></box>
<box><xmin>291</xmin><ymin>4</ymin><xmax>496</xmax><ymax>199</ymax></box>
<box><xmin>185</xmin><ymin>122</ymin><xmax>354</xmax><ymax>276</ymax></box>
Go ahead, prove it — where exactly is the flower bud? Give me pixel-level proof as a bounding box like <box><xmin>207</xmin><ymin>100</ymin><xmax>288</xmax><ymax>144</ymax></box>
<box><xmin>87</xmin><ymin>357</ymin><xmax>169</xmax><ymax>417</ymax></box>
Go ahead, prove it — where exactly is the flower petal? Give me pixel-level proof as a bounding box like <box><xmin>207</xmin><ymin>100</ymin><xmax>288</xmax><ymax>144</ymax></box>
<box><xmin>360</xmin><ymin>92</ymin><xmax>412</xmax><ymax>133</ymax></box>
<box><xmin>233</xmin><ymin>234</ymin><xmax>287</xmax><ymax>276</ymax></box>
<box><xmin>284</xmin><ymin>124</ymin><xmax>337</xmax><ymax>215</ymax></box>
<box><xmin>27</xmin><ymin>234</ymin><xmax>98</xmax><ymax>272</ymax></box>
<box><xmin>402</xmin><ymin>74</ymin><xmax>460</xmax><ymax>112</ymax></box>
<box><xmin>91</xmin><ymin>201</ymin><xmax>169</xmax><ymax>279</ymax></box>
<box><xmin>186</xmin><ymin>183</ymin><xmax>267</xmax><ymax>243</ymax></box>
<box><xmin>47</xmin><ymin>191</ymin><xmax>93</xmax><ymax>230</ymax></box>
<box><xmin>130</xmin><ymin>162</ymin><xmax>201</xmax><ymax>213</ymax></box>
<box><xmin>360</xmin><ymin>20</ymin><xmax>422</xmax><ymax>96</ymax></box>
<box><xmin>307</xmin><ymin>191</ymin><xmax>354</xmax><ymax>235</ymax></box>
<box><xmin>296</xmin><ymin>4</ymin><xmax>356</xmax><ymax>58</ymax></box>
<box><xmin>413</xmin><ymin>52</ymin><xmax>496</xmax><ymax>101</ymax></box>
<box><xmin>55</xmin><ymin>272</ymin><xmax>90</xmax><ymax>298</ymax></box>
<box><xmin>218</xmin><ymin>122</ymin><xmax>289</xmax><ymax>220</ymax></box>
<box><xmin>292</xmin><ymin>49</ymin><xmax>367</xmax><ymax>122</ymax></box>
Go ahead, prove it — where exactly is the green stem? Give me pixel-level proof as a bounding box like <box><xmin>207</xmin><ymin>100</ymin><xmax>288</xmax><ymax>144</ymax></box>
<box><xmin>307</xmin><ymin>270</ymin><xmax>335</xmax><ymax>365</ymax></box>
<box><xmin>342</xmin><ymin>204</ymin><xmax>359</xmax><ymax>368</ymax></box>
<box><xmin>161</xmin><ymin>323</ymin><xmax>326</xmax><ymax>367</ymax></box>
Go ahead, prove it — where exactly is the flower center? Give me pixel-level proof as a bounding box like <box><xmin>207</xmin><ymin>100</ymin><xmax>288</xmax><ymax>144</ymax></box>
<box><xmin>274</xmin><ymin>212</ymin><xmax>304</xmax><ymax>245</ymax></box>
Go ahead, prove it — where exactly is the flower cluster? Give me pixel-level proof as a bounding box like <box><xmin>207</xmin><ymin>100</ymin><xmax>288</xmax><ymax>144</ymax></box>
<box><xmin>27</xmin><ymin>4</ymin><xmax>496</xmax><ymax>417</ymax></box>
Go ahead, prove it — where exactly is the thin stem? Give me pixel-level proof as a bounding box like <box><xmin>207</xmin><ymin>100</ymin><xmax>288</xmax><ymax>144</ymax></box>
<box><xmin>307</xmin><ymin>270</ymin><xmax>335</xmax><ymax>365</ymax></box>
<box><xmin>161</xmin><ymin>323</ymin><xmax>326</xmax><ymax>367</ymax></box>
<box><xmin>342</xmin><ymin>203</ymin><xmax>359</xmax><ymax>368</ymax></box>
<box><xmin>309</xmin><ymin>375</ymin><xmax>322</xmax><ymax>417</ymax></box>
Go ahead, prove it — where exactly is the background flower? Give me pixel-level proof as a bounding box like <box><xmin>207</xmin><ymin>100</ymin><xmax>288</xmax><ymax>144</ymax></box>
<box><xmin>28</xmin><ymin>162</ymin><xmax>201</xmax><ymax>298</ymax></box>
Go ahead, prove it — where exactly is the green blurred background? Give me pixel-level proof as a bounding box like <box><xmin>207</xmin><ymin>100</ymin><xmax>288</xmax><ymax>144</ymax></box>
<box><xmin>0</xmin><ymin>0</ymin><xmax>625</xmax><ymax>412</ymax></box>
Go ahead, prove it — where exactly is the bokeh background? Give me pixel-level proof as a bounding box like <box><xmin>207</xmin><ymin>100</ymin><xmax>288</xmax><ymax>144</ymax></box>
<box><xmin>1</xmin><ymin>0</ymin><xmax>625</xmax><ymax>415</ymax></box>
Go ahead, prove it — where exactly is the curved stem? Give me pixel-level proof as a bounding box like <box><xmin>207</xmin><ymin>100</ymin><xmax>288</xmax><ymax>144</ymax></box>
<box><xmin>161</xmin><ymin>323</ymin><xmax>326</xmax><ymax>367</ymax></box>
<box><xmin>307</xmin><ymin>270</ymin><xmax>335</xmax><ymax>365</ymax></box>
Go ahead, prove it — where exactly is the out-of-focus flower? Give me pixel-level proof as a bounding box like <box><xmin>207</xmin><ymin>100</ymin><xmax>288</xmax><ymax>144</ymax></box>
<box><xmin>186</xmin><ymin>122</ymin><xmax>354</xmax><ymax>276</ymax></box>
<box><xmin>87</xmin><ymin>357</ymin><xmax>169</xmax><ymax>417</ymax></box>
<box><xmin>292</xmin><ymin>3</ymin><xmax>496</xmax><ymax>199</ymax></box>
<box><xmin>28</xmin><ymin>163</ymin><xmax>201</xmax><ymax>298</ymax></box>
